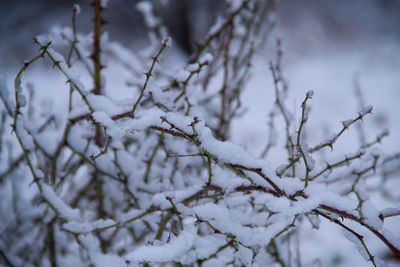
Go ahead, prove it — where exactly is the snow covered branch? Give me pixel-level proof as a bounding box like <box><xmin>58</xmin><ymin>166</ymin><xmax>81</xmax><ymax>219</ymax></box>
<box><xmin>0</xmin><ymin>1</ymin><xmax>399</xmax><ymax>266</ymax></box>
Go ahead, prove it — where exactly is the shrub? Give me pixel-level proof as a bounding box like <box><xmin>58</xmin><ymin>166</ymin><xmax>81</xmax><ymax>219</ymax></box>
<box><xmin>0</xmin><ymin>0</ymin><xmax>399</xmax><ymax>266</ymax></box>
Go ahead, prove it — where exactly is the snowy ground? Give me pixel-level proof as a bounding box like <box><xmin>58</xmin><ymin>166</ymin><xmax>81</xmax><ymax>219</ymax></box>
<box><xmin>233</xmin><ymin>37</ymin><xmax>400</xmax><ymax>161</ymax></box>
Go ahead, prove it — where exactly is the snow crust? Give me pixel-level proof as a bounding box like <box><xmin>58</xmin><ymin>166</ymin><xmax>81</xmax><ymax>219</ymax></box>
<box><xmin>125</xmin><ymin>225</ymin><xmax>196</xmax><ymax>263</ymax></box>
<box><xmin>73</xmin><ymin>4</ymin><xmax>81</xmax><ymax>14</ymax></box>
<box><xmin>42</xmin><ymin>184</ymin><xmax>81</xmax><ymax>221</ymax></box>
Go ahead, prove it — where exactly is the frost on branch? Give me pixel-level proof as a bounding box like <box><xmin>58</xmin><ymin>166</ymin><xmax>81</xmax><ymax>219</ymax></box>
<box><xmin>1</xmin><ymin>1</ymin><xmax>399</xmax><ymax>267</ymax></box>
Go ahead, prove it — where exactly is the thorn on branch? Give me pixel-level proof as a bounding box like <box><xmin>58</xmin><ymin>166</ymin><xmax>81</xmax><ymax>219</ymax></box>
<box><xmin>52</xmin><ymin>61</ymin><xmax>61</xmax><ymax>69</ymax></box>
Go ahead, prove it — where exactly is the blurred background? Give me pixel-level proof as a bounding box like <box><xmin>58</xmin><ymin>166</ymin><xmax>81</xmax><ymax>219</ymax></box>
<box><xmin>1</xmin><ymin>0</ymin><xmax>400</xmax><ymax>70</ymax></box>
